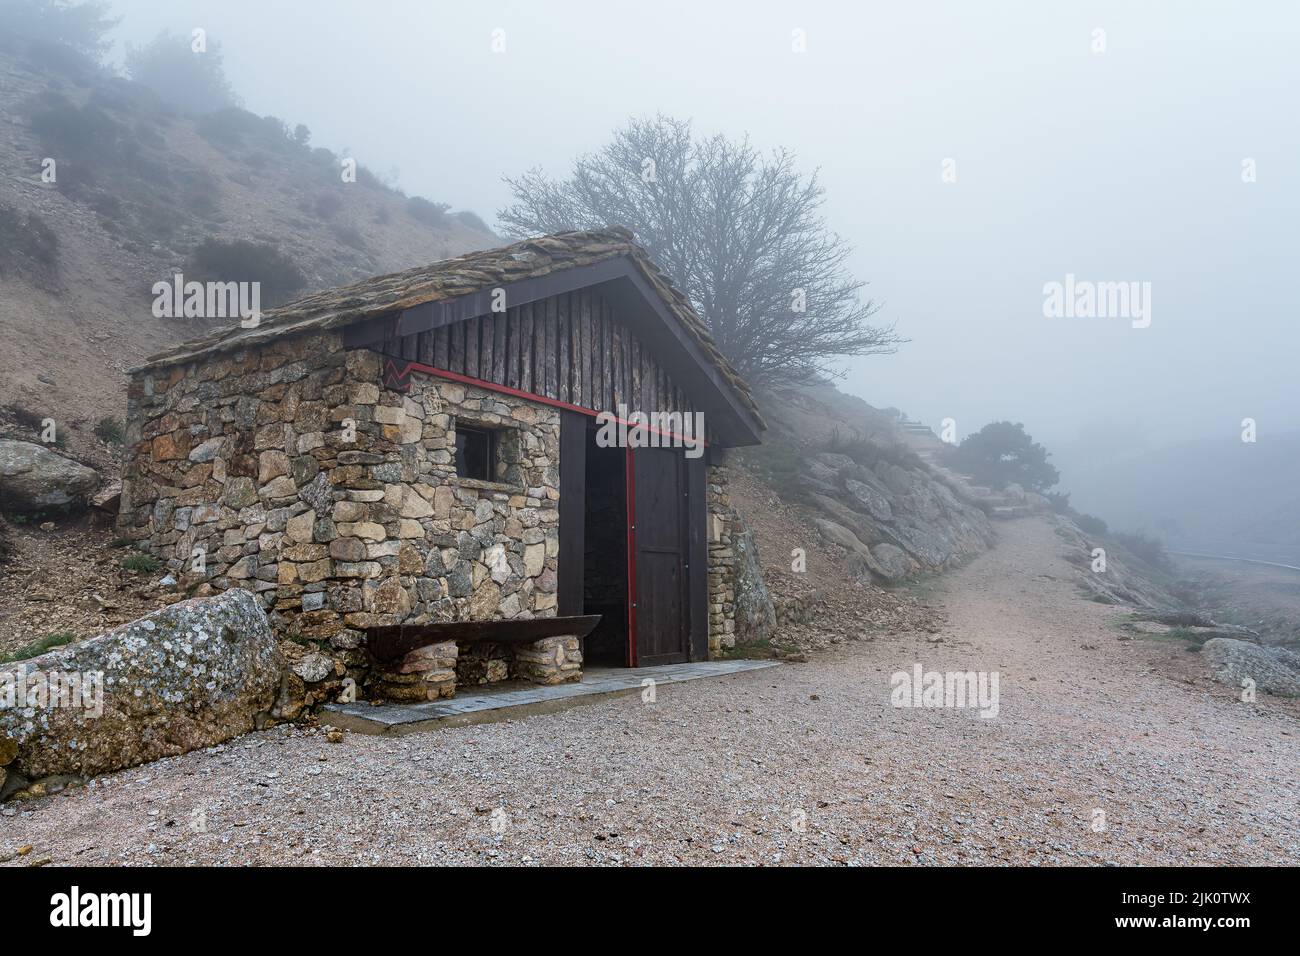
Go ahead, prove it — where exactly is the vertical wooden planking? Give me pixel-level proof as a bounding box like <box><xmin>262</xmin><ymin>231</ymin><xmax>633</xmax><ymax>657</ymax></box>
<box><xmin>433</xmin><ymin>324</ymin><xmax>449</xmax><ymax>368</ymax></box>
<box><xmin>558</xmin><ymin>293</ymin><xmax>571</xmax><ymax>403</ymax></box>
<box><xmin>465</xmin><ymin>316</ymin><xmax>481</xmax><ymax>378</ymax></box>
<box><xmin>544</xmin><ymin>295</ymin><xmax>558</xmax><ymax>399</ymax></box>
<box><xmin>603</xmin><ymin>301</ymin><xmax>614</xmax><ymax>411</ymax></box>
<box><xmin>623</xmin><ymin>323</ymin><xmax>632</xmax><ymax>410</ymax></box>
<box><xmin>449</xmin><ymin>321</ymin><xmax>465</xmax><ymax>374</ymax></box>
<box><xmin>594</xmin><ymin>298</ymin><xmax>606</xmax><ymax>412</ymax></box>
<box><xmin>572</xmin><ymin>292</ymin><xmax>582</xmax><ymax>402</ymax></box>
<box><xmin>611</xmin><ymin>311</ymin><xmax>623</xmax><ymax>410</ymax></box>
<box><xmin>520</xmin><ymin>302</ymin><xmax>534</xmax><ymax>393</ymax></box>
<box><xmin>492</xmin><ymin>310</ymin><xmax>507</xmax><ymax>385</ymax></box>
<box><xmin>506</xmin><ymin>307</ymin><xmax>520</xmax><ymax>388</ymax></box>
<box><xmin>645</xmin><ymin>346</ymin><xmax>653</xmax><ymax>412</ymax></box>
<box><xmin>630</xmin><ymin>338</ymin><xmax>642</xmax><ymax>412</ymax></box>
<box><xmin>480</xmin><ymin>312</ymin><xmax>494</xmax><ymax>381</ymax></box>
<box><xmin>533</xmin><ymin>299</ymin><xmax>548</xmax><ymax>398</ymax></box>
<box><xmin>578</xmin><ymin>290</ymin><xmax>591</xmax><ymax>409</ymax></box>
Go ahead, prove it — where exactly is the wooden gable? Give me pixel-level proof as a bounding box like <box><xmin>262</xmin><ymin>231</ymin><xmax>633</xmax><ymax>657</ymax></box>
<box><xmin>343</xmin><ymin>257</ymin><xmax>764</xmax><ymax>447</ymax></box>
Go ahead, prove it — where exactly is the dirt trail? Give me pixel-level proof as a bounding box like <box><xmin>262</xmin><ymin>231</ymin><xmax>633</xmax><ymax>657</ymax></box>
<box><xmin>3</xmin><ymin>517</ymin><xmax>1297</xmax><ymax>866</ymax></box>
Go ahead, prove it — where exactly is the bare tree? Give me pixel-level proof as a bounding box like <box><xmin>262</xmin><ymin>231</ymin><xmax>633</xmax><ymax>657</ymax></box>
<box><xmin>499</xmin><ymin>116</ymin><xmax>903</xmax><ymax>387</ymax></box>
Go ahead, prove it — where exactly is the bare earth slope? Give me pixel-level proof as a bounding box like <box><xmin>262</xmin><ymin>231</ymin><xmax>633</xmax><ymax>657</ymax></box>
<box><xmin>0</xmin><ymin>49</ymin><xmax>496</xmax><ymax>436</ymax></box>
<box><xmin>4</xmin><ymin>517</ymin><xmax>1296</xmax><ymax>866</ymax></box>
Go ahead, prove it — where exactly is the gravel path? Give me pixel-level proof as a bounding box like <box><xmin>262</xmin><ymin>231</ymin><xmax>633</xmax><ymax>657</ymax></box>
<box><xmin>4</xmin><ymin>517</ymin><xmax>1298</xmax><ymax>866</ymax></box>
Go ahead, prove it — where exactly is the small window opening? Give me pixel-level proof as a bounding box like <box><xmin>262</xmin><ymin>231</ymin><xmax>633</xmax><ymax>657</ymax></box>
<box><xmin>455</xmin><ymin>424</ymin><xmax>496</xmax><ymax>481</ymax></box>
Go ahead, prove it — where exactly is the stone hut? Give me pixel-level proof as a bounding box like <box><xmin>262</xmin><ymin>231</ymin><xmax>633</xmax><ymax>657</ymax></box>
<box><xmin>118</xmin><ymin>228</ymin><xmax>765</xmax><ymax>701</ymax></box>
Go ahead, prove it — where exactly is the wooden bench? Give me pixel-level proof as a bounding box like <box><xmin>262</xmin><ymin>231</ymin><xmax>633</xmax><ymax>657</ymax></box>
<box><xmin>365</xmin><ymin>615</ymin><xmax>602</xmax><ymax>664</ymax></box>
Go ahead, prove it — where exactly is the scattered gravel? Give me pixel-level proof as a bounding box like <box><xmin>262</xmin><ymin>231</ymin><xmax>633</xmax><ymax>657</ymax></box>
<box><xmin>3</xmin><ymin>517</ymin><xmax>1297</xmax><ymax>866</ymax></box>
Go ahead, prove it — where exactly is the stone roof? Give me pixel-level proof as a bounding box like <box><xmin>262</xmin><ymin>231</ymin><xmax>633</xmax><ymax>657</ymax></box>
<box><xmin>137</xmin><ymin>227</ymin><xmax>763</xmax><ymax>425</ymax></box>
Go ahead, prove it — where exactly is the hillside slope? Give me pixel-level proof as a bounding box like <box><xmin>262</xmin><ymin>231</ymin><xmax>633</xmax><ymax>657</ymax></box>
<box><xmin>0</xmin><ymin>45</ymin><xmax>496</xmax><ymax>447</ymax></box>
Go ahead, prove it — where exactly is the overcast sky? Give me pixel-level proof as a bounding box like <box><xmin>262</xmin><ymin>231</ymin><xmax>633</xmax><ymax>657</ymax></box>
<box><xmin>106</xmin><ymin>0</ymin><xmax>1298</xmax><ymax>477</ymax></box>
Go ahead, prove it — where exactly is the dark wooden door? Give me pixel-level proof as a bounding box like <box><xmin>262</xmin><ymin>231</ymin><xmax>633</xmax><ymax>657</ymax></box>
<box><xmin>631</xmin><ymin>447</ymin><xmax>689</xmax><ymax>666</ymax></box>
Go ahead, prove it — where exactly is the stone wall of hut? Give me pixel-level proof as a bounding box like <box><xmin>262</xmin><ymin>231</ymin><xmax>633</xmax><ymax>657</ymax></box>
<box><xmin>119</xmin><ymin>332</ymin><xmax>564</xmax><ymax>689</ymax></box>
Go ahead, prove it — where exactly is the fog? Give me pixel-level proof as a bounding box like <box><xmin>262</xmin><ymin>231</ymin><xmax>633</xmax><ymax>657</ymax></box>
<box><xmin>105</xmin><ymin>0</ymin><xmax>1298</xmax><ymax>539</ymax></box>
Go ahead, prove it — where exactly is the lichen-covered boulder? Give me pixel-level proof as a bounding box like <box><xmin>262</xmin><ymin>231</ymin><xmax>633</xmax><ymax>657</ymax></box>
<box><xmin>1202</xmin><ymin>639</ymin><xmax>1300</xmax><ymax>698</ymax></box>
<box><xmin>0</xmin><ymin>590</ymin><xmax>281</xmax><ymax>785</ymax></box>
<box><xmin>0</xmin><ymin>439</ymin><xmax>100</xmax><ymax>511</ymax></box>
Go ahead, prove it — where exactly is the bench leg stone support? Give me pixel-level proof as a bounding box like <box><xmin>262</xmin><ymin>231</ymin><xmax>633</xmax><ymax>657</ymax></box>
<box><xmin>371</xmin><ymin>640</ymin><xmax>458</xmax><ymax>701</ymax></box>
<box><xmin>513</xmin><ymin>635</ymin><xmax>582</xmax><ymax>686</ymax></box>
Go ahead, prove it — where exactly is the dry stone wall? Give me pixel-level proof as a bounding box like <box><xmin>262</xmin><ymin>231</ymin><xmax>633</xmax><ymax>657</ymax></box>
<box><xmin>119</xmin><ymin>332</ymin><xmax>563</xmax><ymax>692</ymax></box>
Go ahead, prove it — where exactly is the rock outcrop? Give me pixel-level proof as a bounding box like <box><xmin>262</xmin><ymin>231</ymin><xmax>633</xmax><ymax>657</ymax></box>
<box><xmin>731</xmin><ymin>519</ymin><xmax>776</xmax><ymax>647</ymax></box>
<box><xmin>0</xmin><ymin>439</ymin><xmax>100</xmax><ymax>511</ymax></box>
<box><xmin>1202</xmin><ymin>639</ymin><xmax>1300</xmax><ymax>698</ymax></box>
<box><xmin>802</xmin><ymin>452</ymin><xmax>995</xmax><ymax>581</ymax></box>
<box><xmin>0</xmin><ymin>590</ymin><xmax>280</xmax><ymax>794</ymax></box>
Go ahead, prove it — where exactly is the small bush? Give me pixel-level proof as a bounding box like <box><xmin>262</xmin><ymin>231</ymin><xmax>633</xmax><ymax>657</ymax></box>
<box><xmin>1076</xmin><ymin>515</ymin><xmax>1107</xmax><ymax>538</ymax></box>
<box><xmin>27</xmin><ymin>93</ymin><xmax>126</xmax><ymax>163</ymax></box>
<box><xmin>94</xmin><ymin>416</ymin><xmax>124</xmax><ymax>444</ymax></box>
<box><xmin>172</xmin><ymin>166</ymin><xmax>221</xmax><ymax>218</ymax></box>
<box><xmin>187</xmin><ymin>238</ymin><xmax>307</xmax><ymax>307</ymax></box>
<box><xmin>197</xmin><ymin>108</ymin><xmax>293</xmax><ymax>150</ymax></box>
<box><xmin>1113</xmin><ymin>531</ymin><xmax>1171</xmax><ymax>571</ymax></box>
<box><xmin>1</xmin><ymin>631</ymin><xmax>77</xmax><ymax>663</ymax></box>
<box><xmin>1074</xmin><ymin>513</ymin><xmax>1108</xmax><ymax>536</ymax></box>
<box><xmin>1043</xmin><ymin>491</ymin><xmax>1071</xmax><ymax>514</ymax></box>
<box><xmin>2</xmin><ymin>403</ymin><xmax>48</xmax><ymax>434</ymax></box>
<box><xmin>125</xmin><ymin>30</ymin><xmax>239</xmax><ymax>114</ymax></box>
<box><xmin>2</xmin><ymin>0</ymin><xmax>118</xmax><ymax>61</ymax></box>
<box><xmin>825</xmin><ymin>427</ymin><xmax>924</xmax><ymax>471</ymax></box>
<box><xmin>120</xmin><ymin>553</ymin><xmax>162</xmax><ymax>573</ymax></box>
<box><xmin>0</xmin><ymin>203</ymin><xmax>60</xmax><ymax>282</ymax></box>
<box><xmin>312</xmin><ymin>191</ymin><xmax>344</xmax><ymax>220</ymax></box>
<box><xmin>110</xmin><ymin>536</ymin><xmax>135</xmax><ymax>548</ymax></box>
<box><xmin>23</xmin><ymin>37</ymin><xmax>99</xmax><ymax>81</ymax></box>
<box><xmin>356</xmin><ymin>165</ymin><xmax>396</xmax><ymax>192</ymax></box>
<box><xmin>331</xmin><ymin>222</ymin><xmax>367</xmax><ymax>250</ymax></box>
<box><xmin>406</xmin><ymin>195</ymin><xmax>449</xmax><ymax>227</ymax></box>
<box><xmin>455</xmin><ymin>209</ymin><xmax>490</xmax><ymax>232</ymax></box>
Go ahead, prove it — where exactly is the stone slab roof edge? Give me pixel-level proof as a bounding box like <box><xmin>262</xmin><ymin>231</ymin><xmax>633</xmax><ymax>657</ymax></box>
<box><xmin>133</xmin><ymin>227</ymin><xmax>764</xmax><ymax>429</ymax></box>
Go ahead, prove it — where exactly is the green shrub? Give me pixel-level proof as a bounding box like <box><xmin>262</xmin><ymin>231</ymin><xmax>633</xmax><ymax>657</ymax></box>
<box><xmin>825</xmin><ymin>427</ymin><xmax>924</xmax><ymax>471</ymax></box>
<box><xmin>406</xmin><ymin>195</ymin><xmax>449</xmax><ymax>227</ymax></box>
<box><xmin>120</xmin><ymin>553</ymin><xmax>162</xmax><ymax>573</ymax></box>
<box><xmin>1113</xmin><ymin>531</ymin><xmax>1171</xmax><ymax>571</ymax></box>
<box><xmin>455</xmin><ymin>209</ymin><xmax>490</xmax><ymax>231</ymax></box>
<box><xmin>312</xmin><ymin>191</ymin><xmax>344</xmax><ymax>220</ymax></box>
<box><xmin>187</xmin><ymin>238</ymin><xmax>307</xmax><ymax>307</ymax></box>
<box><xmin>0</xmin><ymin>203</ymin><xmax>59</xmax><ymax>282</ymax></box>
<box><xmin>331</xmin><ymin>222</ymin><xmax>366</xmax><ymax>250</ymax></box>
<box><xmin>941</xmin><ymin>421</ymin><xmax>1059</xmax><ymax>492</ymax></box>
<box><xmin>125</xmin><ymin>30</ymin><xmax>239</xmax><ymax>114</ymax></box>
<box><xmin>1</xmin><ymin>631</ymin><xmax>76</xmax><ymax>663</ymax></box>
<box><xmin>93</xmin><ymin>416</ymin><xmax>124</xmax><ymax>444</ymax></box>
<box><xmin>1</xmin><ymin>0</ymin><xmax>118</xmax><ymax>61</ymax></box>
<box><xmin>1074</xmin><ymin>513</ymin><xmax>1108</xmax><ymax>536</ymax></box>
<box><xmin>197</xmin><ymin>108</ymin><xmax>294</xmax><ymax>149</ymax></box>
<box><xmin>27</xmin><ymin>93</ymin><xmax>126</xmax><ymax>162</ymax></box>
